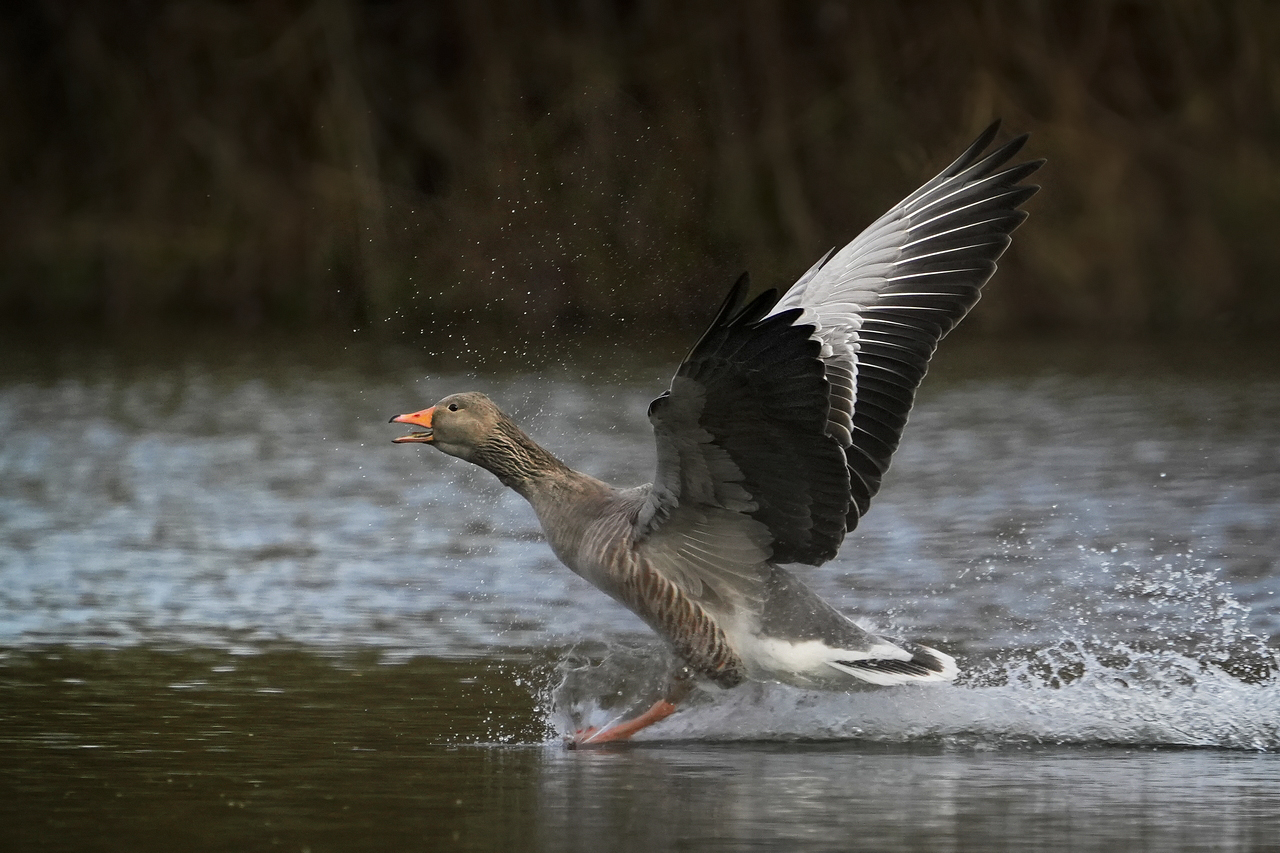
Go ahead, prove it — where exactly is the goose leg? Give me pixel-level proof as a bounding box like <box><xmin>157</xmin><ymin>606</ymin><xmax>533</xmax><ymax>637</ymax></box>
<box><xmin>569</xmin><ymin>667</ymin><xmax>694</xmax><ymax>747</ymax></box>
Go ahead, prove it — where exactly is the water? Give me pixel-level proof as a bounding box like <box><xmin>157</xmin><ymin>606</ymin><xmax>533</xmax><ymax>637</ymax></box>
<box><xmin>1</xmin><ymin>334</ymin><xmax>1278</xmax><ymax>850</ymax></box>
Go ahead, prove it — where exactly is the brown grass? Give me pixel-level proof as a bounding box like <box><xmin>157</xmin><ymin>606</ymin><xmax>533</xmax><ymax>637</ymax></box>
<box><xmin>3</xmin><ymin>0</ymin><xmax>1279</xmax><ymax>336</ymax></box>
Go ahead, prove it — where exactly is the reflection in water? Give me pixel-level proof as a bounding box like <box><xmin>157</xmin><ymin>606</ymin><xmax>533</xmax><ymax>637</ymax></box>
<box><xmin>3</xmin><ymin>648</ymin><xmax>1279</xmax><ymax>852</ymax></box>
<box><xmin>537</xmin><ymin>744</ymin><xmax>1280</xmax><ymax>852</ymax></box>
<box><xmin>0</xmin><ymin>649</ymin><xmax>545</xmax><ymax>850</ymax></box>
<box><xmin>1</xmin><ymin>337</ymin><xmax>1279</xmax><ymax>849</ymax></box>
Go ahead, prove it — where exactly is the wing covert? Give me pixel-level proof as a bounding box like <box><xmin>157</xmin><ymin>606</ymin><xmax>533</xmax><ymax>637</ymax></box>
<box><xmin>637</xmin><ymin>275</ymin><xmax>852</xmax><ymax>567</ymax></box>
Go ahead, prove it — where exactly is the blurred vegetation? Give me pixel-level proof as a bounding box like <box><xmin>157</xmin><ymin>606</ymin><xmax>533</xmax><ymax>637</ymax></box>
<box><xmin>3</xmin><ymin>0</ymin><xmax>1280</xmax><ymax>337</ymax></box>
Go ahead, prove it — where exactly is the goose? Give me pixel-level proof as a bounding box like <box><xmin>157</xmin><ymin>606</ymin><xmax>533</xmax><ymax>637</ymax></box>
<box><xmin>391</xmin><ymin>123</ymin><xmax>1042</xmax><ymax>745</ymax></box>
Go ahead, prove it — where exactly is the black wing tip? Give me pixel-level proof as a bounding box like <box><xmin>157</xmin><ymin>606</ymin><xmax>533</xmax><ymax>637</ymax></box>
<box><xmin>696</xmin><ymin>273</ymin><xmax>783</xmax><ymax>335</ymax></box>
<box><xmin>966</xmin><ymin>120</ymin><xmax>1002</xmax><ymax>161</ymax></box>
<box><xmin>945</xmin><ymin>120</ymin><xmax>1009</xmax><ymax>176</ymax></box>
<box><xmin>682</xmin><ymin>273</ymin><xmax>752</xmax><ymax>363</ymax></box>
<box><xmin>734</xmin><ymin>286</ymin><xmax>781</xmax><ymax>326</ymax></box>
<box><xmin>1001</xmin><ymin>158</ymin><xmax>1046</xmax><ymax>184</ymax></box>
<box><xmin>913</xmin><ymin>120</ymin><xmax>1041</xmax><ymax>208</ymax></box>
<box><xmin>970</xmin><ymin>130</ymin><xmax>1041</xmax><ymax>180</ymax></box>
<box><xmin>719</xmin><ymin>272</ymin><xmax>753</xmax><ymax>321</ymax></box>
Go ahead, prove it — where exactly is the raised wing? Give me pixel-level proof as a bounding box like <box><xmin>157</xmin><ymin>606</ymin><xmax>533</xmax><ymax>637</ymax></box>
<box><xmin>636</xmin><ymin>123</ymin><xmax>1042</xmax><ymax>575</ymax></box>
<box><xmin>637</xmin><ymin>275</ymin><xmax>850</xmax><ymax>577</ymax></box>
<box><xmin>774</xmin><ymin>122</ymin><xmax>1043</xmax><ymax>525</ymax></box>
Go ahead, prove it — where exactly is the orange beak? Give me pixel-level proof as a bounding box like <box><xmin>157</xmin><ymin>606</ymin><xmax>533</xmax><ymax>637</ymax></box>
<box><xmin>389</xmin><ymin>406</ymin><xmax>435</xmax><ymax>443</ymax></box>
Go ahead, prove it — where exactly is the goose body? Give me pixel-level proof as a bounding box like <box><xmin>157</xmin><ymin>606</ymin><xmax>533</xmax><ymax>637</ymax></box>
<box><xmin>392</xmin><ymin>124</ymin><xmax>1041</xmax><ymax>743</ymax></box>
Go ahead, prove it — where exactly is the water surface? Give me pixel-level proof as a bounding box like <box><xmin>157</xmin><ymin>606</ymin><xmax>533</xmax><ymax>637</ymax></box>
<box><xmin>1</xmin><ymin>335</ymin><xmax>1277</xmax><ymax>850</ymax></box>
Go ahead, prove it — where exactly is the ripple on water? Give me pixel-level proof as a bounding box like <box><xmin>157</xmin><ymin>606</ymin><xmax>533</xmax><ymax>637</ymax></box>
<box><xmin>1</xmin><ymin>339</ymin><xmax>1278</xmax><ymax>753</ymax></box>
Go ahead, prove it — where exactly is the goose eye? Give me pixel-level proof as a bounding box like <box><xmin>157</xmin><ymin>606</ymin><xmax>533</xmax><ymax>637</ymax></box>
<box><xmin>447</xmin><ymin>403</ymin><xmax>459</xmax><ymax>412</ymax></box>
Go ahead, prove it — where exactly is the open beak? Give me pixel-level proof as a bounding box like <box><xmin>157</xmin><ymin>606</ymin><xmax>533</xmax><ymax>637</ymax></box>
<box><xmin>390</xmin><ymin>406</ymin><xmax>435</xmax><ymax>444</ymax></box>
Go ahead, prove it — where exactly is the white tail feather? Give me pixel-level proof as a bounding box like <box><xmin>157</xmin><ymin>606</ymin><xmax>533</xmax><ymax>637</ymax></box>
<box><xmin>826</xmin><ymin>645</ymin><xmax>959</xmax><ymax>686</ymax></box>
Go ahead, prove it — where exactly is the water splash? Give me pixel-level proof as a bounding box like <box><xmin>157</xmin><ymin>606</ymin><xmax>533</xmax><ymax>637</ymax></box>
<box><xmin>546</xmin><ymin>554</ymin><xmax>1280</xmax><ymax>750</ymax></box>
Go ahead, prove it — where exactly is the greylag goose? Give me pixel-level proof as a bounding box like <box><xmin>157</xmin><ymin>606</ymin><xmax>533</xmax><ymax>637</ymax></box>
<box><xmin>392</xmin><ymin>123</ymin><xmax>1041</xmax><ymax>745</ymax></box>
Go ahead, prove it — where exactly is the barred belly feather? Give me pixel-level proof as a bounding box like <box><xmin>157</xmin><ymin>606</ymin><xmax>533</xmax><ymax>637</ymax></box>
<box><xmin>619</xmin><ymin>552</ymin><xmax>746</xmax><ymax>688</ymax></box>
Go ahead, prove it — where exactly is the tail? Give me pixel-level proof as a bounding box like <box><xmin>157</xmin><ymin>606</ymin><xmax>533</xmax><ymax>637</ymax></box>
<box><xmin>826</xmin><ymin>641</ymin><xmax>959</xmax><ymax>687</ymax></box>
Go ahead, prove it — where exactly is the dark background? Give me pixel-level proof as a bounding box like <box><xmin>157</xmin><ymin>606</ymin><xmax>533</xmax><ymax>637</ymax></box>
<box><xmin>4</xmin><ymin>0</ymin><xmax>1278</xmax><ymax>338</ymax></box>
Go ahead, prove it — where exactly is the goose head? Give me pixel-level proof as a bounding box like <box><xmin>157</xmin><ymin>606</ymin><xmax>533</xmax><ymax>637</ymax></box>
<box><xmin>389</xmin><ymin>391</ymin><xmax>505</xmax><ymax>462</ymax></box>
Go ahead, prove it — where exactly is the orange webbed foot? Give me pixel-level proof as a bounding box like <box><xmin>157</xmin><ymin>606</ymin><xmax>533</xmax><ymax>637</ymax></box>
<box><xmin>565</xmin><ymin>724</ymin><xmax>630</xmax><ymax>749</ymax></box>
<box><xmin>563</xmin><ymin>667</ymin><xmax>695</xmax><ymax>749</ymax></box>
